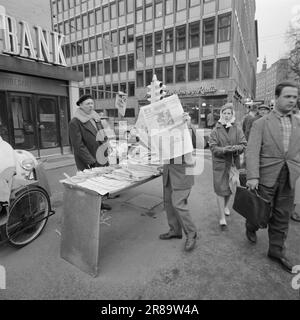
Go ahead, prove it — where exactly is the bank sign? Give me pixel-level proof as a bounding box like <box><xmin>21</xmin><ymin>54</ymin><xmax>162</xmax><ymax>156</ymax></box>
<box><xmin>0</xmin><ymin>5</ymin><xmax>67</xmax><ymax>67</ymax></box>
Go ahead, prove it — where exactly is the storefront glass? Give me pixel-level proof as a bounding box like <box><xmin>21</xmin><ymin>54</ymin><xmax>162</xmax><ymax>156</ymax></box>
<box><xmin>9</xmin><ymin>94</ymin><xmax>36</xmax><ymax>150</ymax></box>
<box><xmin>0</xmin><ymin>91</ymin><xmax>9</xmax><ymax>142</ymax></box>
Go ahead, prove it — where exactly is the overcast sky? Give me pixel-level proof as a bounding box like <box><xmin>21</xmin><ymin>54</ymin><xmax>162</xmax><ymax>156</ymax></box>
<box><xmin>255</xmin><ymin>0</ymin><xmax>300</xmax><ymax>72</ymax></box>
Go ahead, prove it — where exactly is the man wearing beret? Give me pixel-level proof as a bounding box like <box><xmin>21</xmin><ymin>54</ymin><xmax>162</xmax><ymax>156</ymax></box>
<box><xmin>69</xmin><ymin>94</ymin><xmax>111</xmax><ymax>211</ymax></box>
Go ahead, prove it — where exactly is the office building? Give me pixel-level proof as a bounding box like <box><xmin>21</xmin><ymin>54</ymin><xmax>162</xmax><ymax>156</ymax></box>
<box><xmin>52</xmin><ymin>0</ymin><xmax>258</xmax><ymax>127</ymax></box>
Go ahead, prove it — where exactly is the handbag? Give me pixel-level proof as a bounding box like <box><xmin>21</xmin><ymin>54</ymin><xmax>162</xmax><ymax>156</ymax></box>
<box><xmin>233</xmin><ymin>186</ymin><xmax>272</xmax><ymax>229</ymax></box>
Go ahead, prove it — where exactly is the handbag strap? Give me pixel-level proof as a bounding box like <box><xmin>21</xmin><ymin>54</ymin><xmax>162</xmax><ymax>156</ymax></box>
<box><xmin>252</xmin><ymin>189</ymin><xmax>271</xmax><ymax>204</ymax></box>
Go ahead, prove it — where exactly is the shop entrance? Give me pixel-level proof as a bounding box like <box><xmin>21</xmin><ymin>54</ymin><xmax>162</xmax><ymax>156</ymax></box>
<box><xmin>7</xmin><ymin>93</ymin><xmax>61</xmax><ymax>157</ymax></box>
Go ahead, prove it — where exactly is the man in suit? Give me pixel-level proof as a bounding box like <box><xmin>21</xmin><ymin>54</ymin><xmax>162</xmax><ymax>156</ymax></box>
<box><xmin>159</xmin><ymin>113</ymin><xmax>197</xmax><ymax>252</ymax></box>
<box><xmin>242</xmin><ymin>104</ymin><xmax>258</xmax><ymax>141</ymax></box>
<box><xmin>246</xmin><ymin>81</ymin><xmax>300</xmax><ymax>273</ymax></box>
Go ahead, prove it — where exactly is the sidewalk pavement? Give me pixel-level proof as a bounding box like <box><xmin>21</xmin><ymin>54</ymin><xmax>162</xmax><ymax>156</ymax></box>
<box><xmin>0</xmin><ymin>151</ymin><xmax>299</xmax><ymax>299</ymax></box>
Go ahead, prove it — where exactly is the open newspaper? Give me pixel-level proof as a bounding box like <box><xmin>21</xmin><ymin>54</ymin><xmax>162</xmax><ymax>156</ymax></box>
<box><xmin>136</xmin><ymin>95</ymin><xmax>193</xmax><ymax>161</ymax></box>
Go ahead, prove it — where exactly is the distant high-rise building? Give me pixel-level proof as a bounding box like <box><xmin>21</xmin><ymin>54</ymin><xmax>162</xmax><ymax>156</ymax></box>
<box><xmin>51</xmin><ymin>0</ymin><xmax>258</xmax><ymax>126</ymax></box>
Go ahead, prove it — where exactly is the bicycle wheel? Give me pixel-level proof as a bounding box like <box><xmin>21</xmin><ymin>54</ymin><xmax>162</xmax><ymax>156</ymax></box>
<box><xmin>6</xmin><ymin>186</ymin><xmax>50</xmax><ymax>247</ymax></box>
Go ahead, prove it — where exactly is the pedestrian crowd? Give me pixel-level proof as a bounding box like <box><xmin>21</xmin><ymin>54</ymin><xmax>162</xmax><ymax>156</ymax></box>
<box><xmin>68</xmin><ymin>81</ymin><xmax>300</xmax><ymax>274</ymax></box>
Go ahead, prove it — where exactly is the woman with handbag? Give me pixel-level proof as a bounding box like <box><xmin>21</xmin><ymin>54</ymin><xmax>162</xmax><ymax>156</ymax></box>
<box><xmin>209</xmin><ymin>104</ymin><xmax>247</xmax><ymax>230</ymax></box>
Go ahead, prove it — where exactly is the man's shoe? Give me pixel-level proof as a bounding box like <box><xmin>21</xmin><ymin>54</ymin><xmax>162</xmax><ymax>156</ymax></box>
<box><xmin>291</xmin><ymin>212</ymin><xmax>300</xmax><ymax>222</ymax></box>
<box><xmin>267</xmin><ymin>254</ymin><xmax>294</xmax><ymax>274</ymax></box>
<box><xmin>101</xmin><ymin>203</ymin><xmax>112</xmax><ymax>211</ymax></box>
<box><xmin>184</xmin><ymin>233</ymin><xmax>197</xmax><ymax>252</ymax></box>
<box><xmin>246</xmin><ymin>229</ymin><xmax>257</xmax><ymax>244</ymax></box>
<box><xmin>159</xmin><ymin>232</ymin><xmax>182</xmax><ymax>240</ymax></box>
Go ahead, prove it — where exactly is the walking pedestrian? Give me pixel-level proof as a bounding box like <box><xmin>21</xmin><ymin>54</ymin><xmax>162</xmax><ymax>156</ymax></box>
<box><xmin>69</xmin><ymin>94</ymin><xmax>111</xmax><ymax>211</ymax></box>
<box><xmin>242</xmin><ymin>104</ymin><xmax>258</xmax><ymax>141</ymax></box>
<box><xmin>159</xmin><ymin>113</ymin><xmax>197</xmax><ymax>252</ymax></box>
<box><xmin>209</xmin><ymin>103</ymin><xmax>247</xmax><ymax>230</ymax></box>
<box><xmin>245</xmin><ymin>81</ymin><xmax>300</xmax><ymax>273</ymax></box>
<box><xmin>291</xmin><ymin>105</ymin><xmax>300</xmax><ymax>222</ymax></box>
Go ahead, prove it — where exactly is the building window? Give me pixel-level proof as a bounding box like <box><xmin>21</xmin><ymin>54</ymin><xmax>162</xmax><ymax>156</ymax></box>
<box><xmin>119</xmin><ymin>0</ymin><xmax>125</xmax><ymax>16</ymax></box>
<box><xmin>111</xmin><ymin>2</ymin><xmax>117</xmax><ymax>19</ymax></box>
<box><xmin>127</xmin><ymin>0</ymin><xmax>134</xmax><ymax>13</ymax></box>
<box><xmin>96</xmin><ymin>35</ymin><xmax>102</xmax><ymax>50</ymax></box>
<box><xmin>69</xmin><ymin>18</ymin><xmax>75</xmax><ymax>33</ymax></box>
<box><xmin>106</xmin><ymin>109</ymin><xmax>118</xmax><ymax>117</ymax></box>
<box><xmin>202</xmin><ymin>60</ymin><xmax>214</xmax><ymax>79</ymax></box>
<box><xmin>145</xmin><ymin>34</ymin><xmax>153</xmax><ymax>57</ymax></box>
<box><xmin>165</xmin><ymin>66</ymin><xmax>173</xmax><ymax>83</ymax></box>
<box><xmin>90</xmin><ymin>37</ymin><xmax>96</xmax><ymax>51</ymax></box>
<box><xmin>78</xmin><ymin>64</ymin><xmax>83</xmax><ymax>73</ymax></box>
<box><xmin>112</xmin><ymin>84</ymin><xmax>119</xmax><ymax>97</ymax></box>
<box><xmin>88</xmin><ymin>11</ymin><xmax>94</xmax><ymax>27</ymax></box>
<box><xmin>128</xmin><ymin>54</ymin><xmax>134</xmax><ymax>71</ymax></box>
<box><xmin>188</xmin><ymin>62</ymin><xmax>199</xmax><ymax>81</ymax></box>
<box><xmin>120</xmin><ymin>83</ymin><xmax>127</xmax><ymax>93</ymax></box>
<box><xmin>92</xmin><ymin>86</ymin><xmax>97</xmax><ymax>99</ymax></box>
<box><xmin>165</xmin><ymin>28</ymin><xmax>174</xmax><ymax>53</ymax></box>
<box><xmin>128</xmin><ymin>82</ymin><xmax>135</xmax><ymax>97</ymax></box>
<box><xmin>189</xmin><ymin>21</ymin><xmax>200</xmax><ymax>48</ymax></box>
<box><xmin>77</xmin><ymin>41</ymin><xmax>83</xmax><ymax>55</ymax></box>
<box><xmin>64</xmin><ymin>21</ymin><xmax>69</xmax><ymax>35</ymax></box>
<box><xmin>125</xmin><ymin>108</ymin><xmax>135</xmax><ymax>117</ymax></box>
<box><xmin>112</xmin><ymin>57</ymin><xmax>118</xmax><ymax>73</ymax></box>
<box><xmin>176</xmin><ymin>0</ymin><xmax>186</xmax><ymax>11</ymax></box>
<box><xmin>91</xmin><ymin>62</ymin><xmax>96</xmax><ymax>77</ymax></box>
<box><xmin>165</xmin><ymin>0</ymin><xmax>174</xmax><ymax>14</ymax></box>
<box><xmin>63</xmin><ymin>0</ymin><xmax>68</xmax><ymax>11</ymax></box>
<box><xmin>111</xmin><ymin>30</ymin><xmax>118</xmax><ymax>46</ymax></box>
<box><xmin>103</xmin><ymin>6</ymin><xmax>109</xmax><ymax>21</ymax></box>
<box><xmin>85</xmin><ymin>88</ymin><xmax>91</xmax><ymax>95</ymax></box>
<box><xmin>104</xmin><ymin>59</ymin><xmax>111</xmax><ymax>74</ymax></box>
<box><xmin>145</xmin><ymin>3</ymin><xmax>153</xmax><ymax>21</ymax></box>
<box><xmin>155</xmin><ymin>68</ymin><xmax>163</xmax><ymax>82</ymax></box>
<box><xmin>83</xmin><ymin>39</ymin><xmax>89</xmax><ymax>53</ymax></box>
<box><xmin>96</xmin><ymin>8</ymin><xmax>101</xmax><ymax>24</ymax></box>
<box><xmin>76</xmin><ymin>16</ymin><xmax>81</xmax><ymax>30</ymax></box>
<box><xmin>98</xmin><ymin>85</ymin><xmax>104</xmax><ymax>99</ymax></box>
<box><xmin>136</xmin><ymin>8</ymin><xmax>143</xmax><ymax>23</ymax></box>
<box><xmin>155</xmin><ymin>31</ymin><xmax>163</xmax><ymax>55</ymax></box>
<box><xmin>218</xmin><ymin>13</ymin><xmax>231</xmax><ymax>42</ymax></box>
<box><xmin>82</xmin><ymin>14</ymin><xmax>88</xmax><ymax>29</ymax></box>
<box><xmin>176</xmin><ymin>64</ymin><xmax>186</xmax><ymax>82</ymax></box>
<box><xmin>57</xmin><ymin>0</ymin><xmax>63</xmax><ymax>13</ymax></box>
<box><xmin>136</xmin><ymin>36</ymin><xmax>143</xmax><ymax>54</ymax></box>
<box><xmin>146</xmin><ymin>69</ymin><xmax>153</xmax><ymax>85</ymax></box>
<box><xmin>127</xmin><ymin>26</ymin><xmax>134</xmax><ymax>43</ymax></box>
<box><xmin>217</xmin><ymin>57</ymin><xmax>230</xmax><ymax>78</ymax></box>
<box><xmin>203</xmin><ymin>17</ymin><xmax>215</xmax><ymax>45</ymax></box>
<box><xmin>155</xmin><ymin>0</ymin><xmax>163</xmax><ymax>18</ymax></box>
<box><xmin>120</xmin><ymin>55</ymin><xmax>126</xmax><ymax>72</ymax></box>
<box><xmin>136</xmin><ymin>71</ymin><xmax>144</xmax><ymax>87</ymax></box>
<box><xmin>105</xmin><ymin>85</ymin><xmax>112</xmax><ymax>99</ymax></box>
<box><xmin>97</xmin><ymin>61</ymin><xmax>103</xmax><ymax>76</ymax></box>
<box><xmin>119</xmin><ymin>28</ymin><xmax>126</xmax><ymax>45</ymax></box>
<box><xmin>190</xmin><ymin>0</ymin><xmax>200</xmax><ymax>6</ymax></box>
<box><xmin>84</xmin><ymin>63</ymin><xmax>90</xmax><ymax>78</ymax></box>
<box><xmin>176</xmin><ymin>25</ymin><xmax>186</xmax><ymax>51</ymax></box>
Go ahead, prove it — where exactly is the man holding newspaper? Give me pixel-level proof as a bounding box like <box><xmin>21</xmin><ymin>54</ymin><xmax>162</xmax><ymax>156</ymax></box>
<box><xmin>137</xmin><ymin>95</ymin><xmax>197</xmax><ymax>252</ymax></box>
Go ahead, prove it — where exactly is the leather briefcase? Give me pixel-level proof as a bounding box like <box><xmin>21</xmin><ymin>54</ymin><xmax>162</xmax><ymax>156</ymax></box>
<box><xmin>233</xmin><ymin>186</ymin><xmax>272</xmax><ymax>229</ymax></box>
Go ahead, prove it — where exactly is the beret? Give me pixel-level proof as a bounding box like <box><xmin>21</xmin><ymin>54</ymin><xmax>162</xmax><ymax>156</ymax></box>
<box><xmin>76</xmin><ymin>94</ymin><xmax>93</xmax><ymax>106</ymax></box>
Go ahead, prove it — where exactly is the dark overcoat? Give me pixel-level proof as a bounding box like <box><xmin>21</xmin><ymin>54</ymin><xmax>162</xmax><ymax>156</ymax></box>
<box><xmin>69</xmin><ymin>118</ymin><xmax>108</xmax><ymax>171</ymax></box>
<box><xmin>209</xmin><ymin>123</ymin><xmax>247</xmax><ymax>196</ymax></box>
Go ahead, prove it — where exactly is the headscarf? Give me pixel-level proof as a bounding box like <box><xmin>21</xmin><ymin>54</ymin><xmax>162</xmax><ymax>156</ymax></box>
<box><xmin>218</xmin><ymin>103</ymin><xmax>236</xmax><ymax>128</ymax></box>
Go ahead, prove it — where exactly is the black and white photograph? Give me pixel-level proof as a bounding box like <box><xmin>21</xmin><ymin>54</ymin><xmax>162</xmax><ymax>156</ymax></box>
<box><xmin>0</xmin><ymin>0</ymin><xmax>300</xmax><ymax>306</ymax></box>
